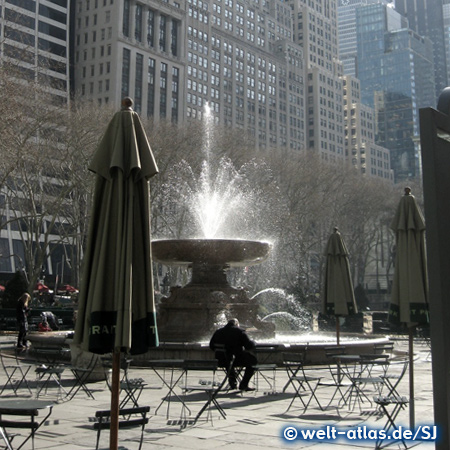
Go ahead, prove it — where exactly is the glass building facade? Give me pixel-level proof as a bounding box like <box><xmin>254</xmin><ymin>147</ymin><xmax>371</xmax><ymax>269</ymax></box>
<box><xmin>395</xmin><ymin>0</ymin><xmax>447</xmax><ymax>104</ymax></box>
<box><xmin>356</xmin><ymin>2</ymin><xmax>435</xmax><ymax>181</ymax></box>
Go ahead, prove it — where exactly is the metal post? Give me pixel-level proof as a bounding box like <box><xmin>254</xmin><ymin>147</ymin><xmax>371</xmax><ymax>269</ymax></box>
<box><xmin>420</xmin><ymin>99</ymin><xmax>450</xmax><ymax>450</ymax></box>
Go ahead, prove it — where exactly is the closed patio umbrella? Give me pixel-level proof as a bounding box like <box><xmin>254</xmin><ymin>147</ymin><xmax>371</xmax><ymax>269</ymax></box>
<box><xmin>73</xmin><ymin>98</ymin><xmax>159</xmax><ymax>449</ymax></box>
<box><xmin>389</xmin><ymin>187</ymin><xmax>429</xmax><ymax>429</ymax></box>
<box><xmin>323</xmin><ymin>227</ymin><xmax>358</xmax><ymax>345</ymax></box>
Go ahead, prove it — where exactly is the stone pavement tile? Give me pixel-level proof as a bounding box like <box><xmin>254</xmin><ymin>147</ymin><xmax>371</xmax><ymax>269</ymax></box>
<box><xmin>150</xmin><ymin>433</ymin><xmax>229</xmax><ymax>449</ymax></box>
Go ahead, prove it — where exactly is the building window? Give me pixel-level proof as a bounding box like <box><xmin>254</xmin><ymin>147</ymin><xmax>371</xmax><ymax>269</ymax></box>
<box><xmin>171</xmin><ymin>20</ymin><xmax>178</xmax><ymax>56</ymax></box>
<box><xmin>135</xmin><ymin>4</ymin><xmax>142</xmax><ymax>42</ymax></box>
<box><xmin>123</xmin><ymin>0</ymin><xmax>130</xmax><ymax>37</ymax></box>
<box><xmin>147</xmin><ymin>57</ymin><xmax>155</xmax><ymax>117</ymax></box>
<box><xmin>171</xmin><ymin>66</ymin><xmax>179</xmax><ymax>123</ymax></box>
<box><xmin>160</xmin><ymin>62</ymin><xmax>167</xmax><ymax>117</ymax></box>
<box><xmin>135</xmin><ymin>53</ymin><xmax>143</xmax><ymax>112</ymax></box>
<box><xmin>121</xmin><ymin>47</ymin><xmax>131</xmax><ymax>98</ymax></box>
<box><xmin>159</xmin><ymin>15</ymin><xmax>166</xmax><ymax>52</ymax></box>
<box><xmin>147</xmin><ymin>10</ymin><xmax>154</xmax><ymax>47</ymax></box>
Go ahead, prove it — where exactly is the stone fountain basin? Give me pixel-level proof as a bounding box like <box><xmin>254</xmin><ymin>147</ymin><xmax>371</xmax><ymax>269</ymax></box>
<box><xmin>151</xmin><ymin>239</ymin><xmax>270</xmax><ymax>267</ymax></box>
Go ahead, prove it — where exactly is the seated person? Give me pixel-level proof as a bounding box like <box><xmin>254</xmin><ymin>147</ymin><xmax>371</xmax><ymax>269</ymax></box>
<box><xmin>38</xmin><ymin>320</ymin><xmax>52</xmax><ymax>332</ymax></box>
<box><xmin>209</xmin><ymin>318</ymin><xmax>257</xmax><ymax>391</ymax></box>
<box><xmin>41</xmin><ymin>311</ymin><xmax>60</xmax><ymax>330</ymax></box>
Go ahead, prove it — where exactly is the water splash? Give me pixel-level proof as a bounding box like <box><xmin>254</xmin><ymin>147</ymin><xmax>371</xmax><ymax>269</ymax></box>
<box><xmin>190</xmin><ymin>159</ymin><xmax>251</xmax><ymax>238</ymax></box>
<box><xmin>159</xmin><ymin>104</ymin><xmax>279</xmax><ymax>240</ymax></box>
<box><xmin>261</xmin><ymin>312</ymin><xmax>306</xmax><ymax>331</ymax></box>
<box><xmin>254</xmin><ymin>287</ymin><xmax>312</xmax><ymax>331</ymax></box>
<box><xmin>251</xmin><ymin>288</ymin><xmax>287</xmax><ymax>301</ymax></box>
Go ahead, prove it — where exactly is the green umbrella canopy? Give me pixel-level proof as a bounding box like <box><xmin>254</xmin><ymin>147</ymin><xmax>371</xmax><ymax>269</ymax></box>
<box><xmin>389</xmin><ymin>188</ymin><xmax>429</xmax><ymax>326</ymax></box>
<box><xmin>74</xmin><ymin>99</ymin><xmax>159</xmax><ymax>355</ymax></box>
<box><xmin>323</xmin><ymin>228</ymin><xmax>358</xmax><ymax>317</ymax></box>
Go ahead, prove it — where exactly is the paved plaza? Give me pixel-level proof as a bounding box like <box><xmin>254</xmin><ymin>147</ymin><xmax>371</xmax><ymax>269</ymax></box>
<box><xmin>0</xmin><ymin>336</ymin><xmax>435</xmax><ymax>449</ymax></box>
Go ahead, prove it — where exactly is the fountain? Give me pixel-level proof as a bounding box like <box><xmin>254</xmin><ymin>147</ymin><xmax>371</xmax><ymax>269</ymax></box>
<box><xmin>152</xmin><ymin>104</ymin><xmax>276</xmax><ymax>342</ymax></box>
<box><xmin>153</xmin><ymin>239</ymin><xmax>274</xmax><ymax>341</ymax></box>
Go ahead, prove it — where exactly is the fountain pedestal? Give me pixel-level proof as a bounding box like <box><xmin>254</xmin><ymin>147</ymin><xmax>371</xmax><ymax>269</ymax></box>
<box><xmin>152</xmin><ymin>239</ymin><xmax>275</xmax><ymax>342</ymax></box>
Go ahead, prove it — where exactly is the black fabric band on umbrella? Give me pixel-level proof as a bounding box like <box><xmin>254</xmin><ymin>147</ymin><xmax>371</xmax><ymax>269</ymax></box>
<box><xmin>324</xmin><ymin>302</ymin><xmax>357</xmax><ymax>316</ymax></box>
<box><xmin>88</xmin><ymin>311</ymin><xmax>159</xmax><ymax>355</ymax></box>
<box><xmin>89</xmin><ymin>311</ymin><xmax>117</xmax><ymax>354</ymax></box>
<box><xmin>388</xmin><ymin>303</ymin><xmax>429</xmax><ymax>325</ymax></box>
<box><xmin>130</xmin><ymin>313</ymin><xmax>159</xmax><ymax>355</ymax></box>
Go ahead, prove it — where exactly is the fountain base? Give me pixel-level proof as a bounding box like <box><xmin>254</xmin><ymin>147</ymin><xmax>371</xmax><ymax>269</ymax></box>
<box><xmin>157</xmin><ymin>284</ymin><xmax>275</xmax><ymax>342</ymax></box>
<box><xmin>152</xmin><ymin>239</ymin><xmax>274</xmax><ymax>342</ymax></box>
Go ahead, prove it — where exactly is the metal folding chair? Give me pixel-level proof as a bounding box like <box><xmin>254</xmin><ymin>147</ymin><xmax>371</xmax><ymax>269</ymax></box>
<box><xmin>0</xmin><ymin>400</ymin><xmax>53</xmax><ymax>450</ymax></box>
<box><xmin>338</xmin><ymin>355</ymin><xmax>387</xmax><ymax>411</ymax></box>
<box><xmin>35</xmin><ymin>366</ymin><xmax>67</xmax><ymax>401</ymax></box>
<box><xmin>65</xmin><ymin>353</ymin><xmax>98</xmax><ymax>400</ymax></box>
<box><xmin>94</xmin><ymin>406</ymin><xmax>150</xmax><ymax>450</ymax></box>
<box><xmin>373</xmin><ymin>395</ymin><xmax>409</xmax><ymax>449</ymax></box>
<box><xmin>182</xmin><ymin>357</ymin><xmax>234</xmax><ymax>427</ymax></box>
<box><xmin>381</xmin><ymin>358</ymin><xmax>409</xmax><ymax>398</ymax></box>
<box><xmin>119</xmin><ymin>377</ymin><xmax>147</xmax><ymax>409</ymax></box>
<box><xmin>212</xmin><ymin>344</ymin><xmax>242</xmax><ymax>390</ymax></box>
<box><xmin>316</xmin><ymin>346</ymin><xmax>350</xmax><ymax>408</ymax></box>
<box><xmin>282</xmin><ymin>352</ymin><xmax>323</xmax><ymax>413</ymax></box>
<box><xmin>0</xmin><ymin>343</ymin><xmax>32</xmax><ymax>396</ymax></box>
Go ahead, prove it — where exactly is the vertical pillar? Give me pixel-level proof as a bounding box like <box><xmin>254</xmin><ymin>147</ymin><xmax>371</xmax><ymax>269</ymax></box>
<box><xmin>420</xmin><ymin>91</ymin><xmax>450</xmax><ymax>450</ymax></box>
<box><xmin>129</xmin><ymin>0</ymin><xmax>136</xmax><ymax>40</ymax></box>
<box><xmin>154</xmin><ymin>11</ymin><xmax>161</xmax><ymax>50</ymax></box>
<box><xmin>145</xmin><ymin>8</ymin><xmax>153</xmax><ymax>47</ymax></box>
<box><xmin>177</xmin><ymin>18</ymin><xmax>185</xmax><ymax>58</ymax></box>
<box><xmin>166</xmin><ymin>17</ymin><xmax>172</xmax><ymax>55</ymax></box>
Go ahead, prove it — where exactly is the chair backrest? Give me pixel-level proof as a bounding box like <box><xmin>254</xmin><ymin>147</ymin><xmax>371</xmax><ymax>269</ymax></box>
<box><xmin>183</xmin><ymin>359</ymin><xmax>219</xmax><ymax>371</ymax></box>
<box><xmin>0</xmin><ymin>342</ymin><xmax>13</xmax><ymax>371</ymax></box>
<box><xmin>212</xmin><ymin>343</ymin><xmax>233</xmax><ymax>362</ymax></box>
<box><xmin>94</xmin><ymin>406</ymin><xmax>150</xmax><ymax>450</ymax></box>
<box><xmin>383</xmin><ymin>358</ymin><xmax>409</xmax><ymax>396</ymax></box>
<box><xmin>94</xmin><ymin>406</ymin><xmax>150</xmax><ymax>429</ymax></box>
<box><xmin>373</xmin><ymin>341</ymin><xmax>394</xmax><ymax>356</ymax></box>
<box><xmin>282</xmin><ymin>352</ymin><xmax>305</xmax><ymax>365</ymax></box>
<box><xmin>0</xmin><ymin>407</ymin><xmax>39</xmax><ymax>429</ymax></box>
<box><xmin>324</xmin><ymin>346</ymin><xmax>347</xmax><ymax>359</ymax></box>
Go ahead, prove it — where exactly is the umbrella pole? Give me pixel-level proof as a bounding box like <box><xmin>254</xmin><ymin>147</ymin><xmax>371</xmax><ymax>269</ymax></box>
<box><xmin>336</xmin><ymin>317</ymin><xmax>340</xmax><ymax>346</ymax></box>
<box><xmin>109</xmin><ymin>350</ymin><xmax>121</xmax><ymax>450</ymax></box>
<box><xmin>409</xmin><ymin>326</ymin><xmax>415</xmax><ymax>430</ymax></box>
<box><xmin>336</xmin><ymin>318</ymin><xmax>341</xmax><ymax>383</ymax></box>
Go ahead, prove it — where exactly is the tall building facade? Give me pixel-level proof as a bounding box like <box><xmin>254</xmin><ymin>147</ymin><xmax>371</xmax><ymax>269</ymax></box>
<box><xmin>0</xmin><ymin>0</ymin><xmax>72</xmax><ymax>104</ymax></box>
<box><xmin>0</xmin><ymin>0</ymin><xmax>74</xmax><ymax>280</ymax></box>
<box><xmin>73</xmin><ymin>0</ymin><xmax>186</xmax><ymax>121</ymax></box>
<box><xmin>337</xmin><ymin>0</ymin><xmax>386</xmax><ymax>77</ymax></box>
<box><xmin>395</xmin><ymin>0</ymin><xmax>447</xmax><ymax>103</ymax></box>
<box><xmin>443</xmin><ymin>1</ymin><xmax>450</xmax><ymax>85</ymax></box>
<box><xmin>356</xmin><ymin>2</ymin><xmax>435</xmax><ymax>181</ymax></box>
<box><xmin>289</xmin><ymin>0</ymin><xmax>346</xmax><ymax>163</ymax></box>
<box><xmin>343</xmin><ymin>75</ymin><xmax>393</xmax><ymax>180</ymax></box>
<box><xmin>74</xmin><ymin>0</ymin><xmax>309</xmax><ymax>151</ymax></box>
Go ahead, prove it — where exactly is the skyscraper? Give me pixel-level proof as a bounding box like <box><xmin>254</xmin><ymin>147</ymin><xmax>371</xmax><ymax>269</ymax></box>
<box><xmin>337</xmin><ymin>0</ymin><xmax>387</xmax><ymax>77</ymax></box>
<box><xmin>356</xmin><ymin>2</ymin><xmax>435</xmax><ymax>181</ymax></box>
<box><xmin>343</xmin><ymin>75</ymin><xmax>393</xmax><ymax>180</ymax></box>
<box><xmin>0</xmin><ymin>0</ymin><xmax>72</xmax><ymax>105</ymax></box>
<box><xmin>289</xmin><ymin>0</ymin><xmax>346</xmax><ymax>164</ymax></box>
<box><xmin>73</xmin><ymin>0</ymin><xmax>308</xmax><ymax>152</ymax></box>
<box><xmin>443</xmin><ymin>2</ymin><xmax>450</xmax><ymax>84</ymax></box>
<box><xmin>395</xmin><ymin>0</ymin><xmax>447</xmax><ymax>102</ymax></box>
<box><xmin>0</xmin><ymin>0</ymin><xmax>73</xmax><ymax>277</ymax></box>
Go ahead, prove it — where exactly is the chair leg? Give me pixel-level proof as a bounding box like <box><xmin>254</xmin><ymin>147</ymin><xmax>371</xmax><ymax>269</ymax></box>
<box><xmin>0</xmin><ymin>426</ymin><xmax>14</xmax><ymax>450</ymax></box>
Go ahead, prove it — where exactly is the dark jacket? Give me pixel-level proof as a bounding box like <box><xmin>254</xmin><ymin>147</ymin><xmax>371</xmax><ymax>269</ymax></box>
<box><xmin>16</xmin><ymin>300</ymin><xmax>29</xmax><ymax>327</ymax></box>
<box><xmin>209</xmin><ymin>323</ymin><xmax>255</xmax><ymax>362</ymax></box>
